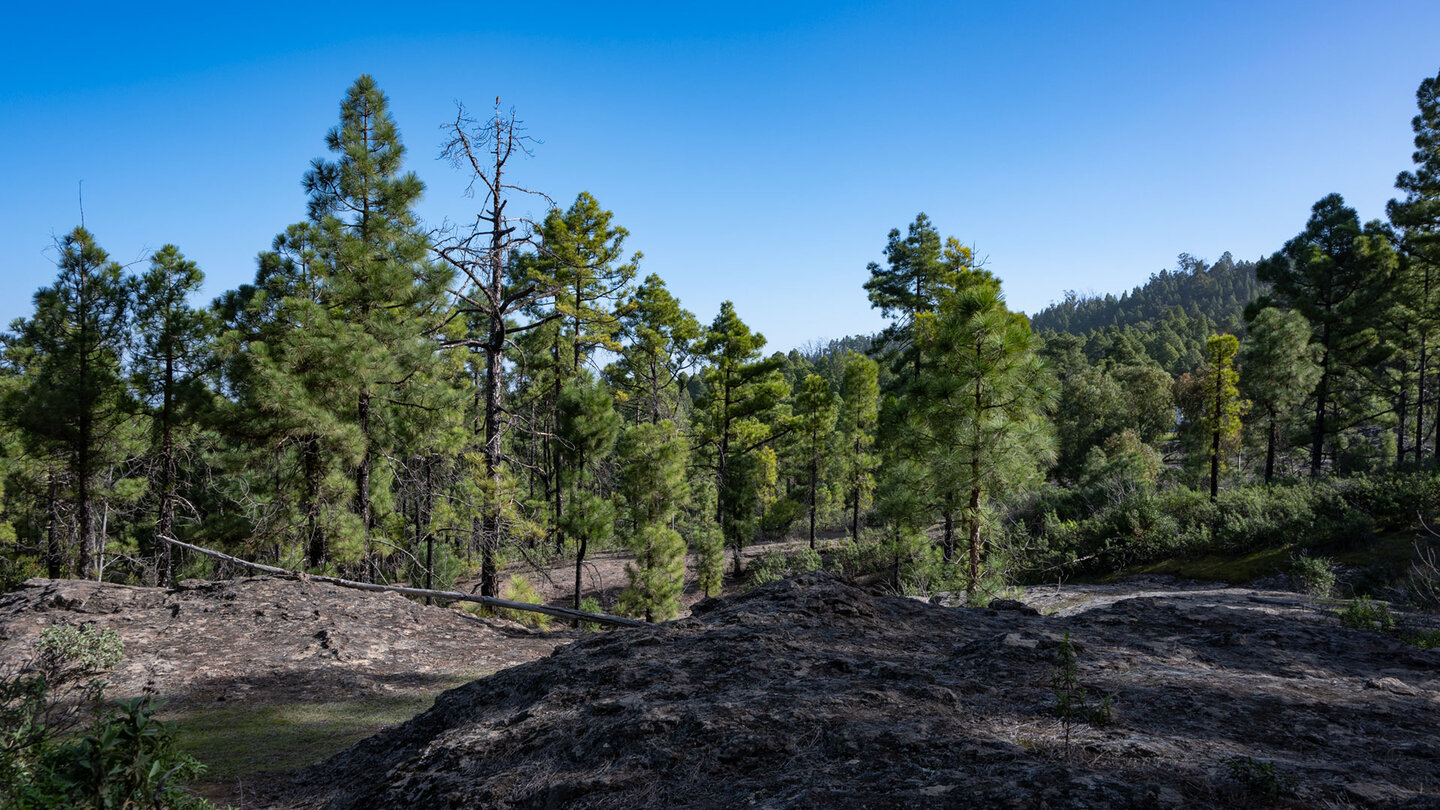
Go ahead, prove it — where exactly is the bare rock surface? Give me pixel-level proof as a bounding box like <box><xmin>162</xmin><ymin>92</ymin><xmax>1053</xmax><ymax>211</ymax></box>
<box><xmin>0</xmin><ymin>576</ymin><xmax>568</xmax><ymax>710</ymax></box>
<box><xmin>271</xmin><ymin>573</ymin><xmax>1440</xmax><ymax>810</ymax></box>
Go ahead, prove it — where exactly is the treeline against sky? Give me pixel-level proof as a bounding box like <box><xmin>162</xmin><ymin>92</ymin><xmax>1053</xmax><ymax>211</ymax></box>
<box><xmin>3</xmin><ymin>68</ymin><xmax>1440</xmax><ymax>611</ymax></box>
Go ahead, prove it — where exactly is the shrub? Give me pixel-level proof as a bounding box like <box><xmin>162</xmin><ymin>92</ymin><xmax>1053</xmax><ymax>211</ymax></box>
<box><xmin>1051</xmin><ymin>633</ymin><xmax>1113</xmax><ymax>752</ymax></box>
<box><xmin>1</xmin><ymin>625</ymin><xmax>216</xmax><ymax>809</ymax></box>
<box><xmin>1338</xmin><ymin>597</ymin><xmax>1395</xmax><ymax>633</ymax></box>
<box><xmin>1224</xmin><ymin>756</ymin><xmax>1296</xmax><ymax>798</ymax></box>
<box><xmin>0</xmin><ymin>555</ymin><xmax>43</xmax><ymax>594</ymax></box>
<box><xmin>497</xmin><ymin>575</ymin><xmax>552</xmax><ymax>631</ymax></box>
<box><xmin>1291</xmin><ymin>554</ymin><xmax>1336</xmax><ymax>598</ymax></box>
<box><xmin>578</xmin><ymin>597</ymin><xmax>609</xmax><ymax>633</ymax></box>
<box><xmin>746</xmin><ymin>547</ymin><xmax>823</xmax><ymax>588</ymax></box>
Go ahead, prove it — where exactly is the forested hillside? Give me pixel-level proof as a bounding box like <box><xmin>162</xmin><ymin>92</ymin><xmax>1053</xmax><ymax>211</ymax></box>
<box><xmin>1031</xmin><ymin>252</ymin><xmax>1263</xmax><ymax>336</ymax></box>
<box><xmin>1029</xmin><ymin>252</ymin><xmax>1264</xmax><ymax>378</ymax></box>
<box><xmin>3</xmin><ymin>67</ymin><xmax>1440</xmax><ymax>631</ymax></box>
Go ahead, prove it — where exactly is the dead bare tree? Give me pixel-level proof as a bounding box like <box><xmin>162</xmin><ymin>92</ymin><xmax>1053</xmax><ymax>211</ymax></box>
<box><xmin>434</xmin><ymin>100</ymin><xmax>561</xmax><ymax>597</ymax></box>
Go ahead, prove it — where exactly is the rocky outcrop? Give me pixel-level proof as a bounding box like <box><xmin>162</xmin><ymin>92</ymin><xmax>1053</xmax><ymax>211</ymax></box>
<box><xmin>0</xmin><ymin>576</ymin><xmax>566</xmax><ymax>710</ymax></box>
<box><xmin>280</xmin><ymin>573</ymin><xmax>1440</xmax><ymax>809</ymax></box>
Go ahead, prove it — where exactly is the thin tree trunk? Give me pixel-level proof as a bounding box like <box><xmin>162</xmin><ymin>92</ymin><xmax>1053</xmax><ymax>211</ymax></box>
<box><xmin>355</xmin><ymin>391</ymin><xmax>373</xmax><ymax>578</ymax></box>
<box><xmin>157</xmin><ymin>350</ymin><xmax>175</xmax><ymax>586</ymax></box>
<box><xmin>1311</xmin><ymin>325</ymin><xmax>1331</xmax><ymax>477</ymax></box>
<box><xmin>304</xmin><ymin>437</ymin><xmax>325</xmax><ymax>569</ymax></box>
<box><xmin>808</xmin><ymin>457</ymin><xmax>817</xmax><ymax>550</ymax></box>
<box><xmin>1418</xmin><ymin>335</ymin><xmax>1428</xmax><ymax>467</ymax></box>
<box><xmin>45</xmin><ymin>469</ymin><xmax>61</xmax><ymax>579</ymax></box>
<box><xmin>1264</xmin><ymin>413</ymin><xmax>1277</xmax><ymax>485</ymax></box>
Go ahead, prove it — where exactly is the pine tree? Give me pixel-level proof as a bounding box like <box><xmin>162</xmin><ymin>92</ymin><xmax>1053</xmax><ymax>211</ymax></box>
<box><xmin>695</xmin><ymin>302</ymin><xmax>785</xmax><ymax>575</ymax></box>
<box><xmin>1200</xmin><ymin>334</ymin><xmax>1246</xmax><ymax>499</ymax></box>
<box><xmin>555</xmin><ymin>374</ymin><xmax>621</xmax><ymax>612</ymax></box>
<box><xmin>132</xmin><ymin>245</ymin><xmax>214</xmax><ymax>583</ymax></box>
<box><xmin>1239</xmin><ymin>308</ymin><xmax>1320</xmax><ymax>483</ymax></box>
<box><xmin>864</xmin><ymin>214</ymin><xmax>977</xmax><ymax>385</ymax></box>
<box><xmin>690</xmin><ymin>480</ymin><xmax>725</xmax><ymax>597</ymax></box>
<box><xmin>532</xmin><ymin>192</ymin><xmax>638</xmax><ymax>373</ymax></box>
<box><xmin>1256</xmin><ymin>194</ymin><xmax>1394</xmax><ymax>475</ymax></box>
<box><xmin>615</xmin><ymin>420</ymin><xmax>689</xmax><ymax>621</ymax></box>
<box><xmin>7</xmin><ymin>228</ymin><xmax>133</xmax><ymax>580</ymax></box>
<box><xmin>909</xmin><ymin>283</ymin><xmax>1055</xmax><ymax>595</ymax></box>
<box><xmin>605</xmin><ymin>274</ymin><xmax>701</xmax><ymax>424</ymax></box>
<box><xmin>302</xmin><ymin>74</ymin><xmax>453</xmax><ymax>577</ymax></box>
<box><xmin>793</xmin><ymin>374</ymin><xmax>837</xmax><ymax>549</ymax></box>
<box><xmin>1388</xmin><ymin>68</ymin><xmax>1440</xmax><ymax>465</ymax></box>
<box><xmin>837</xmin><ymin>351</ymin><xmax>879</xmax><ymax>540</ymax></box>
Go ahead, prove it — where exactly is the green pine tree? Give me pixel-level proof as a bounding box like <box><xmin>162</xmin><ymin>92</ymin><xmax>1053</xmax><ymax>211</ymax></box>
<box><xmin>793</xmin><ymin>374</ymin><xmax>837</xmax><ymax>549</ymax></box>
<box><xmin>1200</xmin><ymin>334</ymin><xmax>1246</xmax><ymax>500</ymax></box>
<box><xmin>837</xmin><ymin>351</ymin><xmax>879</xmax><ymax>540</ymax></box>
<box><xmin>695</xmin><ymin>302</ymin><xmax>785</xmax><ymax>575</ymax></box>
<box><xmin>1239</xmin><ymin>308</ymin><xmax>1320</xmax><ymax>483</ymax></box>
<box><xmin>132</xmin><ymin>245</ymin><xmax>214</xmax><ymax>583</ymax></box>
<box><xmin>615</xmin><ymin>420</ymin><xmax>689</xmax><ymax>621</ymax></box>
<box><xmin>555</xmin><ymin>374</ymin><xmax>621</xmax><ymax>612</ymax></box>
<box><xmin>7</xmin><ymin>228</ymin><xmax>134</xmax><ymax>580</ymax></box>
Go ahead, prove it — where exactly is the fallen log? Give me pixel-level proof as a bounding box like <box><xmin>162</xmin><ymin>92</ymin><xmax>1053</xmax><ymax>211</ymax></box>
<box><xmin>156</xmin><ymin>536</ymin><xmax>645</xmax><ymax>629</ymax></box>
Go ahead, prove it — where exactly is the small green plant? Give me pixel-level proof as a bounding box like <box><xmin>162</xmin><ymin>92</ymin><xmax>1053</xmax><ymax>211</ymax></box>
<box><xmin>497</xmin><ymin>575</ymin><xmax>552</xmax><ymax>631</ymax></box>
<box><xmin>2</xmin><ymin>624</ymin><xmax>217</xmax><ymax>808</ymax></box>
<box><xmin>746</xmin><ymin>548</ymin><xmax>823</xmax><ymax>588</ymax></box>
<box><xmin>1051</xmin><ymin>633</ymin><xmax>1112</xmax><ymax>752</ymax></box>
<box><xmin>1290</xmin><ymin>554</ymin><xmax>1336</xmax><ymax>598</ymax></box>
<box><xmin>1224</xmin><ymin>756</ymin><xmax>1296</xmax><ymax>798</ymax></box>
<box><xmin>1338</xmin><ymin>596</ymin><xmax>1396</xmax><ymax>632</ymax></box>
<box><xmin>1407</xmin><ymin>628</ymin><xmax>1440</xmax><ymax>649</ymax></box>
<box><xmin>0</xmin><ymin>555</ymin><xmax>43</xmax><ymax>594</ymax></box>
<box><xmin>36</xmin><ymin>624</ymin><xmax>124</xmax><ymax>674</ymax></box>
<box><xmin>578</xmin><ymin>596</ymin><xmax>610</xmax><ymax>633</ymax></box>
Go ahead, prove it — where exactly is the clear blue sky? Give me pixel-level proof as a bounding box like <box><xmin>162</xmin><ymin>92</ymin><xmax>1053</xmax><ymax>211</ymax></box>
<box><xmin>4</xmin><ymin>1</ymin><xmax>1438</xmax><ymax>351</ymax></box>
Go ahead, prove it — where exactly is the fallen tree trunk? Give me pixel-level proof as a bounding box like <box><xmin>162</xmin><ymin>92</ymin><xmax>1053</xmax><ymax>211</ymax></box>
<box><xmin>156</xmin><ymin>536</ymin><xmax>645</xmax><ymax>629</ymax></box>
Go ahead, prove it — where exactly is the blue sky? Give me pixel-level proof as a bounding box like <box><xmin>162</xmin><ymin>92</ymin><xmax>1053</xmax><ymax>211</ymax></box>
<box><xmin>4</xmin><ymin>1</ymin><xmax>1438</xmax><ymax>351</ymax></box>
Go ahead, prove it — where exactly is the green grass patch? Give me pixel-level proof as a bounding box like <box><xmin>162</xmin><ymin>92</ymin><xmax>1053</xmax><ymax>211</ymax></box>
<box><xmin>1118</xmin><ymin>545</ymin><xmax>1293</xmax><ymax>585</ymax></box>
<box><xmin>1112</xmin><ymin>532</ymin><xmax>1426</xmax><ymax>588</ymax></box>
<box><xmin>1327</xmin><ymin>531</ymin><xmax>1425</xmax><ymax>573</ymax></box>
<box><xmin>167</xmin><ymin>675</ymin><xmax>477</xmax><ymax>788</ymax></box>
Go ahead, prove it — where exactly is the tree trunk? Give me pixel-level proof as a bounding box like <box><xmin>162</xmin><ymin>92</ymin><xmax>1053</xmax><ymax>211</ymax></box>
<box><xmin>1311</xmin><ymin>325</ymin><xmax>1331</xmax><ymax>477</ymax></box>
<box><xmin>967</xmin><ymin>488</ymin><xmax>982</xmax><ymax>597</ymax></box>
<box><xmin>157</xmin><ymin>349</ymin><xmax>176</xmax><ymax>586</ymax></box>
<box><xmin>304</xmin><ymin>437</ymin><xmax>325</xmax><ymax>569</ymax></box>
<box><xmin>1418</xmin><ymin>336</ymin><xmax>1428</xmax><ymax>467</ymax></box>
<box><xmin>45</xmin><ymin>469</ymin><xmax>61</xmax><ymax>579</ymax></box>
<box><xmin>355</xmin><ymin>391</ymin><xmax>373</xmax><ymax>578</ymax></box>
<box><xmin>808</xmin><ymin>457</ymin><xmax>817</xmax><ymax>550</ymax></box>
<box><xmin>1264</xmin><ymin>413</ymin><xmax>1277</xmax><ymax>485</ymax></box>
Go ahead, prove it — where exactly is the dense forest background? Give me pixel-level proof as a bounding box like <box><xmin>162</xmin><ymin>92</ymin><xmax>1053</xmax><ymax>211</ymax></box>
<box><xmin>4</xmin><ymin>67</ymin><xmax>1440</xmax><ymax>619</ymax></box>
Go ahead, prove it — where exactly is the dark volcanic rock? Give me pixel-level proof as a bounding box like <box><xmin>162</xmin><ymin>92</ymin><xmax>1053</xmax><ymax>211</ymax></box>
<box><xmin>280</xmin><ymin>573</ymin><xmax>1440</xmax><ymax>809</ymax></box>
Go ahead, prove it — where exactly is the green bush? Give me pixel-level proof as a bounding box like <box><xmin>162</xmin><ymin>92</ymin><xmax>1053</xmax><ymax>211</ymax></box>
<box><xmin>496</xmin><ymin>575</ymin><xmax>552</xmax><ymax>631</ymax></box>
<box><xmin>578</xmin><ymin>596</ymin><xmax>610</xmax><ymax>633</ymax></box>
<box><xmin>0</xmin><ymin>555</ymin><xmax>43</xmax><ymax>594</ymax></box>
<box><xmin>825</xmin><ymin>538</ymin><xmax>891</xmax><ymax>580</ymax></box>
<box><xmin>1</xmin><ymin>625</ymin><xmax>216</xmax><ymax>809</ymax></box>
<box><xmin>1291</xmin><ymin>555</ymin><xmax>1336</xmax><ymax>598</ymax></box>
<box><xmin>1338</xmin><ymin>597</ymin><xmax>1395</xmax><ymax>633</ymax></box>
<box><xmin>1224</xmin><ymin>756</ymin><xmax>1296</xmax><ymax>798</ymax></box>
<box><xmin>746</xmin><ymin>547</ymin><xmax>824</xmax><ymax>588</ymax></box>
<box><xmin>1012</xmin><ymin>478</ymin><xmax>1384</xmax><ymax>580</ymax></box>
